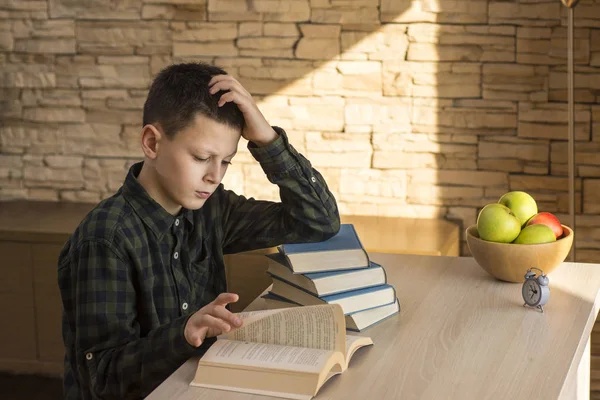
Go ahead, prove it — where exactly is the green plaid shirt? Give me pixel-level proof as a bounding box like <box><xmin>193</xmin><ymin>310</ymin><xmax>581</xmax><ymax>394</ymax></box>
<box><xmin>58</xmin><ymin>128</ymin><xmax>340</xmax><ymax>400</ymax></box>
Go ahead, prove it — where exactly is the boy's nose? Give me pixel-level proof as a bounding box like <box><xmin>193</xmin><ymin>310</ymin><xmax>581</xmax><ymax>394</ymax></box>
<box><xmin>204</xmin><ymin>162</ymin><xmax>221</xmax><ymax>184</ymax></box>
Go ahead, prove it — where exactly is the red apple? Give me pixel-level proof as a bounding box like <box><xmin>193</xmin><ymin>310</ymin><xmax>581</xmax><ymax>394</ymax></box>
<box><xmin>526</xmin><ymin>212</ymin><xmax>563</xmax><ymax>238</ymax></box>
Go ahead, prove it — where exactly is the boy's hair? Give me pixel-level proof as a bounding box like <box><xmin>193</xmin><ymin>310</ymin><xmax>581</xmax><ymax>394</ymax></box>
<box><xmin>143</xmin><ymin>62</ymin><xmax>245</xmax><ymax>138</ymax></box>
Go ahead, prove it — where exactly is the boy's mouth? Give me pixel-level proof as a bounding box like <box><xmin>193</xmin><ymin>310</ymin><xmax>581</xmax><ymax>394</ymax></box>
<box><xmin>195</xmin><ymin>191</ymin><xmax>211</xmax><ymax>199</ymax></box>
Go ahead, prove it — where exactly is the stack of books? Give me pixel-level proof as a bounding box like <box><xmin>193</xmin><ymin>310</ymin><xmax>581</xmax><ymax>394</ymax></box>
<box><xmin>263</xmin><ymin>224</ymin><xmax>400</xmax><ymax>331</ymax></box>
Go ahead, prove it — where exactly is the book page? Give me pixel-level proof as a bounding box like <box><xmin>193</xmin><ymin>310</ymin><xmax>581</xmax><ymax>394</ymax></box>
<box><xmin>222</xmin><ymin>304</ymin><xmax>346</xmax><ymax>353</ymax></box>
<box><xmin>343</xmin><ymin>334</ymin><xmax>374</xmax><ymax>370</ymax></box>
<box><xmin>200</xmin><ymin>339</ymin><xmax>334</xmax><ymax>374</ymax></box>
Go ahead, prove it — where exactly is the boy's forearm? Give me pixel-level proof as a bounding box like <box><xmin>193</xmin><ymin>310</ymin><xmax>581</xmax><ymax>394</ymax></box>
<box><xmin>221</xmin><ymin>127</ymin><xmax>340</xmax><ymax>253</ymax></box>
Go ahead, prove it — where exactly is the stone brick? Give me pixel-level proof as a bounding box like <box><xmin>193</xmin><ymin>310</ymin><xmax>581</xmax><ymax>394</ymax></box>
<box><xmin>412</xmin><ymin>102</ymin><xmax>517</xmax><ymax>131</ymax></box>
<box><xmin>551</xmin><ymin>142</ymin><xmax>600</xmax><ymax>167</ymax></box>
<box><xmin>488</xmin><ymin>2</ymin><xmax>561</xmax><ymax>26</ymax></box>
<box><xmin>0</xmin><ymin>155</ymin><xmax>22</xmax><ymax>180</ymax></box>
<box><xmin>239</xmin><ymin>75</ymin><xmax>313</xmax><ymax>95</ymax></box>
<box><xmin>479</xmin><ymin>137</ymin><xmax>549</xmax><ymax>162</ymax></box>
<box><xmin>238</xmin><ymin>37</ymin><xmax>297</xmax><ymax>50</ymax></box>
<box><xmin>12</xmin><ymin>19</ymin><xmax>75</xmax><ymax>38</ymax></box>
<box><xmin>345</xmin><ymin>97</ymin><xmax>411</xmax><ymax>128</ymax></box>
<box><xmin>14</xmin><ymin>38</ymin><xmax>75</xmax><ymax>54</ymax></box>
<box><xmin>21</xmin><ymin>89</ymin><xmax>81</xmax><ymax>107</ymax></box>
<box><xmin>172</xmin><ymin>23</ymin><xmax>237</xmax><ymax>41</ymax></box>
<box><xmin>548</xmin><ymin>27</ymin><xmax>590</xmax><ymax>65</ymax></box>
<box><xmin>478</xmin><ymin>159</ymin><xmax>523</xmax><ymax>173</ymax></box>
<box><xmin>518</xmin><ymin>102</ymin><xmax>591</xmax><ymax>141</ymax></box>
<box><xmin>382</xmin><ymin>0</ymin><xmax>488</xmax><ymax>24</ymax></box>
<box><xmin>409</xmin><ymin>169</ymin><xmax>507</xmax><ymax>187</ymax></box>
<box><xmin>23</xmin><ymin>164</ymin><xmax>84</xmax><ymax>189</ymax></box>
<box><xmin>408</xmin><ymin>183</ymin><xmax>485</xmax><ymax>207</ymax></box>
<box><xmin>209</xmin><ymin>12</ymin><xmax>262</xmax><ymax>22</ymax></box>
<box><xmin>264</xmin><ymin>23</ymin><xmax>300</xmax><ymax>37</ymax></box>
<box><xmin>0</xmin><ymin>31</ymin><xmax>12</xmax><ymax>51</ymax></box>
<box><xmin>584</xmin><ymin>180</ymin><xmax>600</xmax><ymax>214</ymax></box>
<box><xmin>296</xmin><ymin>37</ymin><xmax>339</xmax><ymax>60</ymax></box>
<box><xmin>97</xmin><ymin>56</ymin><xmax>148</xmax><ymax>65</ymax></box>
<box><xmin>77</xmin><ymin>65</ymin><xmax>151</xmax><ymax>89</ymax></box>
<box><xmin>239</xmin><ymin>23</ymin><xmax>263</xmax><ymax>37</ymax></box>
<box><xmin>289</xmin><ymin>97</ymin><xmax>345</xmax><ymax>131</ymax></box>
<box><xmin>550</xmin><ymin>66</ymin><xmax>600</xmax><ymax>92</ymax></box>
<box><xmin>2</xmin><ymin>70</ymin><xmax>56</xmax><ymax>88</ymax></box>
<box><xmin>145</xmin><ymin>0</ymin><xmax>206</xmax><ymax>3</ymax></box>
<box><xmin>561</xmin><ymin>3</ymin><xmax>600</xmax><ymax>29</ymax></box>
<box><xmin>311</xmin><ymin>7</ymin><xmax>379</xmax><ymax>24</ymax></box>
<box><xmin>306</xmin><ymin>150</ymin><xmax>371</xmax><ymax>168</ymax></box>
<box><xmin>60</xmin><ymin>190</ymin><xmax>101</xmax><ymax>203</ymax></box>
<box><xmin>142</xmin><ymin>4</ymin><xmax>207</xmax><ymax>20</ymax></box>
<box><xmin>339</xmin><ymin>169</ymin><xmax>407</xmax><ymax>199</ymax></box>
<box><xmin>76</xmin><ymin>21</ymin><xmax>170</xmax><ymax>47</ymax></box>
<box><xmin>482</xmin><ymin>64</ymin><xmax>549</xmax><ymax>101</ymax></box>
<box><xmin>408</xmin><ymin>24</ymin><xmax>514</xmax><ymax>46</ymax></box>
<box><xmin>238</xmin><ymin>65</ymin><xmax>312</xmax><ymax>80</ymax></box>
<box><xmin>510</xmin><ymin>175</ymin><xmax>582</xmax><ymax>193</ymax></box>
<box><xmin>44</xmin><ymin>155</ymin><xmax>83</xmax><ymax>169</ymax></box>
<box><xmin>5</xmin><ymin>0</ymin><xmax>47</xmax><ymax>11</ymax></box>
<box><xmin>341</xmin><ymin>24</ymin><xmax>408</xmax><ymax>60</ymax></box>
<box><xmin>336</xmin><ymin>61</ymin><xmax>382</xmax><ymax>95</ymax></box>
<box><xmin>299</xmin><ymin>24</ymin><xmax>340</xmax><ymax>38</ymax></box>
<box><xmin>107</xmin><ymin>97</ymin><xmax>145</xmax><ymax>110</ymax></box>
<box><xmin>408</xmin><ymin>43</ymin><xmax>484</xmax><ymax>62</ymax></box>
<box><xmin>49</xmin><ymin>0</ymin><xmax>143</xmax><ymax>19</ymax></box>
<box><xmin>23</xmin><ymin>107</ymin><xmax>85</xmax><ymax>123</ymax></box>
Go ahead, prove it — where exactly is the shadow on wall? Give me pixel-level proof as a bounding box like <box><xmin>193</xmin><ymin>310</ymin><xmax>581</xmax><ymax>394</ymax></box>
<box><xmin>0</xmin><ymin>0</ymin><xmax>599</xmax><ymax>261</ymax></box>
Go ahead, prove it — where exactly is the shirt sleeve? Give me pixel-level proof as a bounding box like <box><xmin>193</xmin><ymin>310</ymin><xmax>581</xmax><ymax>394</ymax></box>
<box><xmin>65</xmin><ymin>239</ymin><xmax>205</xmax><ymax>399</ymax></box>
<box><xmin>219</xmin><ymin>126</ymin><xmax>340</xmax><ymax>254</ymax></box>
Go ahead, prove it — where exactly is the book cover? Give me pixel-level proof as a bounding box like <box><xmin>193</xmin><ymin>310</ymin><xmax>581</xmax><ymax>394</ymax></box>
<box><xmin>277</xmin><ymin>224</ymin><xmax>370</xmax><ymax>273</ymax></box>
<box><xmin>266</xmin><ymin>253</ymin><xmax>387</xmax><ymax>296</ymax></box>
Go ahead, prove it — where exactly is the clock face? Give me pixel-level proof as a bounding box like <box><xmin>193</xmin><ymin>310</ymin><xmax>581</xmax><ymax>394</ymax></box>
<box><xmin>523</xmin><ymin>279</ymin><xmax>541</xmax><ymax>306</ymax></box>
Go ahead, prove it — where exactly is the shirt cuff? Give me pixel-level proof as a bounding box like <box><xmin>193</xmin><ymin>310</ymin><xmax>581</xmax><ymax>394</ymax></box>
<box><xmin>248</xmin><ymin>126</ymin><xmax>298</xmax><ymax>175</ymax></box>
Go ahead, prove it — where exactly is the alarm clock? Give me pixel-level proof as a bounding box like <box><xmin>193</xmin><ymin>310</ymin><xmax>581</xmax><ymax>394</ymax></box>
<box><xmin>522</xmin><ymin>267</ymin><xmax>550</xmax><ymax>312</ymax></box>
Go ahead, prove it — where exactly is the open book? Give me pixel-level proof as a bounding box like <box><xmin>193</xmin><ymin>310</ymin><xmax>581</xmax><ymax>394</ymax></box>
<box><xmin>190</xmin><ymin>304</ymin><xmax>373</xmax><ymax>400</ymax></box>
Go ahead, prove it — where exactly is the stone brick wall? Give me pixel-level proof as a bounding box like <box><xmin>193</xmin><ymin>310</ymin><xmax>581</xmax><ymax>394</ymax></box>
<box><xmin>2</xmin><ymin>0</ymin><xmax>600</xmax><ymax>261</ymax></box>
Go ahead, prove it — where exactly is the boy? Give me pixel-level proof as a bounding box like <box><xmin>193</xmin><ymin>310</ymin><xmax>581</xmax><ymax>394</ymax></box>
<box><xmin>58</xmin><ymin>62</ymin><xmax>340</xmax><ymax>399</ymax></box>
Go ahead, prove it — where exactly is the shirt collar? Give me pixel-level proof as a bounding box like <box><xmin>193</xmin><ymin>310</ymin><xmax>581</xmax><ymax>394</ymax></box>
<box><xmin>122</xmin><ymin>162</ymin><xmax>194</xmax><ymax>239</ymax></box>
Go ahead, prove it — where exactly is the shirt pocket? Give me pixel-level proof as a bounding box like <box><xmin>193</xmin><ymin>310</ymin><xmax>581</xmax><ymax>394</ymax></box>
<box><xmin>187</xmin><ymin>238</ymin><xmax>214</xmax><ymax>304</ymax></box>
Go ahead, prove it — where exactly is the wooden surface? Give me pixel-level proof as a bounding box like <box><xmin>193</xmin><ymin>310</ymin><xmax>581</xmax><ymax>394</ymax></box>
<box><xmin>341</xmin><ymin>215</ymin><xmax>460</xmax><ymax>256</ymax></box>
<box><xmin>148</xmin><ymin>253</ymin><xmax>600</xmax><ymax>400</ymax></box>
<box><xmin>0</xmin><ymin>200</ymin><xmax>95</xmax><ymax>243</ymax></box>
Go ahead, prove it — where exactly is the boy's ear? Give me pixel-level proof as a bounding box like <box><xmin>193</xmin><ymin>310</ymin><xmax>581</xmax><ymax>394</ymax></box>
<box><xmin>141</xmin><ymin>124</ymin><xmax>163</xmax><ymax>160</ymax></box>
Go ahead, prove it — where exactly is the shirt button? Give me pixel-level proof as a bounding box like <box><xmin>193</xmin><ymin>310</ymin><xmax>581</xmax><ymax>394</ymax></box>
<box><xmin>175</xmin><ymin>219</ymin><xmax>180</xmax><ymax>227</ymax></box>
<box><xmin>85</xmin><ymin>353</ymin><xmax>93</xmax><ymax>361</ymax></box>
<box><xmin>174</xmin><ymin>251</ymin><xmax>179</xmax><ymax>260</ymax></box>
<box><xmin>182</xmin><ymin>302</ymin><xmax>188</xmax><ymax>310</ymax></box>
<box><xmin>311</xmin><ymin>176</ymin><xmax>316</xmax><ymax>183</ymax></box>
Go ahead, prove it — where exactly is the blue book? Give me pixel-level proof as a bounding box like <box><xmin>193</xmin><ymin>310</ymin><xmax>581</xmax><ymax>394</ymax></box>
<box><xmin>269</xmin><ymin>277</ymin><xmax>396</xmax><ymax>316</ymax></box>
<box><xmin>263</xmin><ymin>292</ymin><xmax>400</xmax><ymax>332</ymax></box>
<box><xmin>266</xmin><ymin>253</ymin><xmax>387</xmax><ymax>297</ymax></box>
<box><xmin>278</xmin><ymin>224</ymin><xmax>370</xmax><ymax>273</ymax></box>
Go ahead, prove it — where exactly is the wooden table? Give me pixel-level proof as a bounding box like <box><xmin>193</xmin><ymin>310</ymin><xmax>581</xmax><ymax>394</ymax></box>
<box><xmin>148</xmin><ymin>253</ymin><xmax>600</xmax><ymax>400</ymax></box>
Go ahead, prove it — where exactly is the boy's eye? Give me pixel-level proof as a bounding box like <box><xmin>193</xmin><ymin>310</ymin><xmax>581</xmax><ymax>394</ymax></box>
<box><xmin>194</xmin><ymin>156</ymin><xmax>209</xmax><ymax>162</ymax></box>
<box><xmin>222</xmin><ymin>160</ymin><xmax>232</xmax><ymax>166</ymax></box>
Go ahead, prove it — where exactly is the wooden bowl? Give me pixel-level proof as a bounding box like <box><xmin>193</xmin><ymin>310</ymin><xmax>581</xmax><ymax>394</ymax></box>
<box><xmin>466</xmin><ymin>224</ymin><xmax>574</xmax><ymax>283</ymax></box>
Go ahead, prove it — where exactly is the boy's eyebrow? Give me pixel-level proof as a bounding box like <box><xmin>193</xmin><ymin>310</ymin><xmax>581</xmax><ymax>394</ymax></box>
<box><xmin>193</xmin><ymin>148</ymin><xmax>237</xmax><ymax>158</ymax></box>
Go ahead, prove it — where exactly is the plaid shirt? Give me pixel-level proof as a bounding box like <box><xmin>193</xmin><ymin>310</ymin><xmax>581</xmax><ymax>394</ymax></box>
<box><xmin>58</xmin><ymin>128</ymin><xmax>340</xmax><ymax>400</ymax></box>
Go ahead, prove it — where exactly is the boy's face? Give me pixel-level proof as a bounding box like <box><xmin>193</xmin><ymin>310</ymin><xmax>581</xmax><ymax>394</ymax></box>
<box><xmin>152</xmin><ymin>113</ymin><xmax>241</xmax><ymax>212</ymax></box>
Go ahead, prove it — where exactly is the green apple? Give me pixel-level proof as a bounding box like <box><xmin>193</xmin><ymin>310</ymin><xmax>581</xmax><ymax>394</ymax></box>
<box><xmin>498</xmin><ymin>191</ymin><xmax>538</xmax><ymax>227</ymax></box>
<box><xmin>476</xmin><ymin>203</ymin><xmax>522</xmax><ymax>243</ymax></box>
<box><xmin>513</xmin><ymin>224</ymin><xmax>556</xmax><ymax>244</ymax></box>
